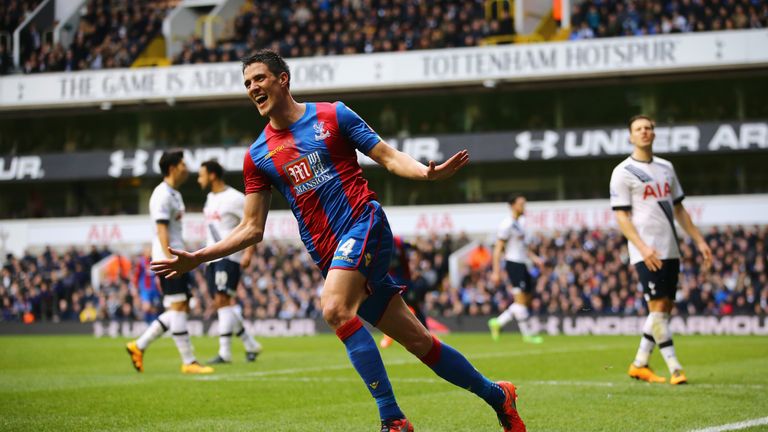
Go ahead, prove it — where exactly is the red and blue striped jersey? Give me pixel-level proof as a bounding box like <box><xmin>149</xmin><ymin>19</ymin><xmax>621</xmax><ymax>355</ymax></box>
<box><xmin>243</xmin><ymin>102</ymin><xmax>381</xmax><ymax>269</ymax></box>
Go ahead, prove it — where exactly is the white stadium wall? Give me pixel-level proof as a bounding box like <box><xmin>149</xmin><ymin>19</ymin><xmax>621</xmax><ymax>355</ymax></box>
<box><xmin>1</xmin><ymin>194</ymin><xmax>766</xmax><ymax>258</ymax></box>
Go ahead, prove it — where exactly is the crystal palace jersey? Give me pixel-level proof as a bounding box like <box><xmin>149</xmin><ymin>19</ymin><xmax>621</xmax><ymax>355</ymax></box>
<box><xmin>204</xmin><ymin>186</ymin><xmax>246</xmax><ymax>263</ymax></box>
<box><xmin>609</xmin><ymin>156</ymin><xmax>685</xmax><ymax>265</ymax></box>
<box><xmin>149</xmin><ymin>181</ymin><xmax>185</xmax><ymax>261</ymax></box>
<box><xmin>243</xmin><ymin>102</ymin><xmax>381</xmax><ymax>269</ymax></box>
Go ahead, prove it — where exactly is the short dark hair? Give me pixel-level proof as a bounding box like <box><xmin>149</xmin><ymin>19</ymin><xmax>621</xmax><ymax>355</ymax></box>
<box><xmin>628</xmin><ymin>115</ymin><xmax>655</xmax><ymax>131</ymax></box>
<box><xmin>200</xmin><ymin>159</ymin><xmax>224</xmax><ymax>179</ymax></box>
<box><xmin>507</xmin><ymin>194</ymin><xmax>525</xmax><ymax>205</ymax></box>
<box><xmin>241</xmin><ymin>49</ymin><xmax>290</xmax><ymax>87</ymax></box>
<box><xmin>159</xmin><ymin>149</ymin><xmax>184</xmax><ymax>176</ymax></box>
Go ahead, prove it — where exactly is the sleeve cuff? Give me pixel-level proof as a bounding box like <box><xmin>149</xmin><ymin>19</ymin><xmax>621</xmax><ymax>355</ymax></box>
<box><xmin>673</xmin><ymin>195</ymin><xmax>685</xmax><ymax>205</ymax></box>
<box><xmin>155</xmin><ymin>219</ymin><xmax>170</xmax><ymax>225</ymax></box>
<box><xmin>612</xmin><ymin>205</ymin><xmax>632</xmax><ymax>211</ymax></box>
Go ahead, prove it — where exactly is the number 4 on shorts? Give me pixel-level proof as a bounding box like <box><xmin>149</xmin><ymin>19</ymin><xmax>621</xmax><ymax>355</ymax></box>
<box><xmin>338</xmin><ymin>239</ymin><xmax>356</xmax><ymax>256</ymax></box>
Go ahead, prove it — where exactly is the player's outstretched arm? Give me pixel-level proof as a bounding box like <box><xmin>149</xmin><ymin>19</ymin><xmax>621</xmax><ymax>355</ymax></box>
<box><xmin>151</xmin><ymin>191</ymin><xmax>271</xmax><ymax>278</ymax></box>
<box><xmin>367</xmin><ymin>141</ymin><xmax>469</xmax><ymax>181</ymax></box>
<box><xmin>673</xmin><ymin>203</ymin><xmax>713</xmax><ymax>266</ymax></box>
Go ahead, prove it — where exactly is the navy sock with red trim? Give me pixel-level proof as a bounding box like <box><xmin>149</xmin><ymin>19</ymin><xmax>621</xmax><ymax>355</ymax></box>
<box><xmin>337</xmin><ymin>317</ymin><xmax>404</xmax><ymax>420</ymax></box>
<box><xmin>420</xmin><ymin>335</ymin><xmax>505</xmax><ymax>409</ymax></box>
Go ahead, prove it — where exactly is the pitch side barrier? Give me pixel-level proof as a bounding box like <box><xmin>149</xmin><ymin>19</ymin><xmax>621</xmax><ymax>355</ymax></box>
<box><xmin>1</xmin><ymin>315</ymin><xmax>766</xmax><ymax>337</ymax></box>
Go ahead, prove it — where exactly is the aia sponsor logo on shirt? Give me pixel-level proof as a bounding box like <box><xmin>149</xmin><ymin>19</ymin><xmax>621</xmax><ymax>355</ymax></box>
<box><xmin>643</xmin><ymin>182</ymin><xmax>671</xmax><ymax>200</ymax></box>
<box><xmin>283</xmin><ymin>151</ymin><xmax>332</xmax><ymax>195</ymax></box>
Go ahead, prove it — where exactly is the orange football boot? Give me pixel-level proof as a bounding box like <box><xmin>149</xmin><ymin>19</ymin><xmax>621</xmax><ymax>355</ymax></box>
<box><xmin>496</xmin><ymin>381</ymin><xmax>527</xmax><ymax>432</ymax></box>
<box><xmin>628</xmin><ymin>364</ymin><xmax>666</xmax><ymax>383</ymax></box>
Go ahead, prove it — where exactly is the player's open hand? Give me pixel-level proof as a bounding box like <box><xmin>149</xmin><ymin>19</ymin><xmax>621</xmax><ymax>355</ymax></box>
<box><xmin>640</xmin><ymin>246</ymin><xmax>662</xmax><ymax>272</ymax></box>
<box><xmin>150</xmin><ymin>247</ymin><xmax>199</xmax><ymax>279</ymax></box>
<box><xmin>426</xmin><ymin>150</ymin><xmax>469</xmax><ymax>181</ymax></box>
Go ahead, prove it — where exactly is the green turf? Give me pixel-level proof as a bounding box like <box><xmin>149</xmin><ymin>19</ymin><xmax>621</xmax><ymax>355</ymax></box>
<box><xmin>0</xmin><ymin>333</ymin><xmax>766</xmax><ymax>431</ymax></box>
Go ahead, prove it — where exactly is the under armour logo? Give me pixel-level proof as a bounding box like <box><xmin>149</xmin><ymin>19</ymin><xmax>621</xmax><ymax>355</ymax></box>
<box><xmin>313</xmin><ymin>121</ymin><xmax>331</xmax><ymax>141</ymax></box>
<box><xmin>514</xmin><ymin>131</ymin><xmax>560</xmax><ymax>160</ymax></box>
<box><xmin>108</xmin><ymin>150</ymin><xmax>149</xmax><ymax>178</ymax></box>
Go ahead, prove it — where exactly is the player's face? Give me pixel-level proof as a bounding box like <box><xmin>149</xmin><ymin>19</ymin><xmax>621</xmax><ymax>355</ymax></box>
<box><xmin>511</xmin><ymin>197</ymin><xmax>526</xmax><ymax>215</ymax></box>
<box><xmin>197</xmin><ymin>166</ymin><xmax>211</xmax><ymax>191</ymax></box>
<box><xmin>243</xmin><ymin>62</ymin><xmax>286</xmax><ymax>117</ymax></box>
<box><xmin>629</xmin><ymin>118</ymin><xmax>655</xmax><ymax>149</ymax></box>
<box><xmin>172</xmin><ymin>159</ymin><xmax>189</xmax><ymax>184</ymax></box>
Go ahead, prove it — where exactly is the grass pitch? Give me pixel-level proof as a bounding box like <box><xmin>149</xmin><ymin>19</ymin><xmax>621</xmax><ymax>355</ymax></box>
<box><xmin>0</xmin><ymin>333</ymin><xmax>766</xmax><ymax>431</ymax></box>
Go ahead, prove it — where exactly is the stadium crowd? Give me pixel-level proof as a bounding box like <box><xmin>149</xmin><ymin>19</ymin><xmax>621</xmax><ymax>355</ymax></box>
<box><xmin>8</xmin><ymin>0</ymin><xmax>175</xmax><ymax>75</ymax></box>
<box><xmin>172</xmin><ymin>0</ymin><xmax>510</xmax><ymax>65</ymax></box>
<box><xmin>1</xmin><ymin>226</ymin><xmax>766</xmax><ymax>323</ymax></box>
<box><xmin>569</xmin><ymin>0</ymin><xmax>768</xmax><ymax>39</ymax></box>
<box><xmin>5</xmin><ymin>0</ymin><xmax>767</xmax><ymax>75</ymax></box>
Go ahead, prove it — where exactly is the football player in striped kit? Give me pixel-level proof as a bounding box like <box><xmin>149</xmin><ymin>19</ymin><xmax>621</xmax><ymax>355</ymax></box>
<box><xmin>152</xmin><ymin>50</ymin><xmax>526</xmax><ymax>432</ymax></box>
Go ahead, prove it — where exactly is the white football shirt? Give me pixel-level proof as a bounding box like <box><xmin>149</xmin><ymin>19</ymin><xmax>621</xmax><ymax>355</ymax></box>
<box><xmin>497</xmin><ymin>214</ymin><xmax>528</xmax><ymax>264</ymax></box>
<box><xmin>204</xmin><ymin>186</ymin><xmax>246</xmax><ymax>263</ymax></box>
<box><xmin>609</xmin><ymin>156</ymin><xmax>684</xmax><ymax>264</ymax></box>
<box><xmin>149</xmin><ymin>181</ymin><xmax>185</xmax><ymax>261</ymax></box>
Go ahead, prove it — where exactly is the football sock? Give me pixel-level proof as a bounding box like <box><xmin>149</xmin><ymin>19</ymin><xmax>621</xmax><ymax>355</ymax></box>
<box><xmin>232</xmin><ymin>305</ymin><xmax>262</xmax><ymax>353</ymax></box>
<box><xmin>511</xmin><ymin>303</ymin><xmax>533</xmax><ymax>337</ymax></box>
<box><xmin>336</xmin><ymin>317</ymin><xmax>404</xmax><ymax>421</ymax></box>
<box><xmin>136</xmin><ymin>311</ymin><xmax>170</xmax><ymax>350</ymax></box>
<box><xmin>496</xmin><ymin>305</ymin><xmax>515</xmax><ymax>328</ymax></box>
<box><xmin>419</xmin><ymin>335</ymin><xmax>505</xmax><ymax>409</ymax></box>
<box><xmin>217</xmin><ymin>306</ymin><xmax>236</xmax><ymax>361</ymax></box>
<box><xmin>632</xmin><ymin>314</ymin><xmax>656</xmax><ymax>367</ymax></box>
<box><xmin>650</xmin><ymin>312</ymin><xmax>683</xmax><ymax>373</ymax></box>
<box><xmin>170</xmin><ymin>310</ymin><xmax>196</xmax><ymax>365</ymax></box>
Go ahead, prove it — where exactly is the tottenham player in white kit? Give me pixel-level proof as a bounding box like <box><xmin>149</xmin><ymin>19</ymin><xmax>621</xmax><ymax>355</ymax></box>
<box><xmin>487</xmin><ymin>195</ymin><xmax>545</xmax><ymax>344</ymax></box>
<box><xmin>610</xmin><ymin>115</ymin><xmax>712</xmax><ymax>385</ymax></box>
<box><xmin>198</xmin><ymin>160</ymin><xmax>263</xmax><ymax>364</ymax></box>
<box><xmin>126</xmin><ymin>150</ymin><xmax>213</xmax><ymax>374</ymax></box>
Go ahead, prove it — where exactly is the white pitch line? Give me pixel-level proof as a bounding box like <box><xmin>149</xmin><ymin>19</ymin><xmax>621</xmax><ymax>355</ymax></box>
<box><xmin>219</xmin><ymin>375</ymin><xmax>766</xmax><ymax>392</ymax></box>
<box><xmin>688</xmin><ymin>416</ymin><xmax>768</xmax><ymax>432</ymax></box>
<box><xmin>194</xmin><ymin>344</ymin><xmax>617</xmax><ymax>382</ymax></box>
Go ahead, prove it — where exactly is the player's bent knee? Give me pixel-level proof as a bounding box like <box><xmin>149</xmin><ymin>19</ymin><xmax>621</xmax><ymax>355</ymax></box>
<box><xmin>322</xmin><ymin>304</ymin><xmax>356</xmax><ymax>330</ymax></box>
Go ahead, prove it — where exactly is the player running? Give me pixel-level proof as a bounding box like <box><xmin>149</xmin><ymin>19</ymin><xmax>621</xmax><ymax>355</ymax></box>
<box><xmin>197</xmin><ymin>159</ymin><xmax>263</xmax><ymax>364</ymax></box>
<box><xmin>610</xmin><ymin>115</ymin><xmax>712</xmax><ymax>385</ymax></box>
<box><xmin>126</xmin><ymin>150</ymin><xmax>213</xmax><ymax>374</ymax></box>
<box><xmin>488</xmin><ymin>195</ymin><xmax>545</xmax><ymax>344</ymax></box>
<box><xmin>151</xmin><ymin>50</ymin><xmax>525</xmax><ymax>432</ymax></box>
